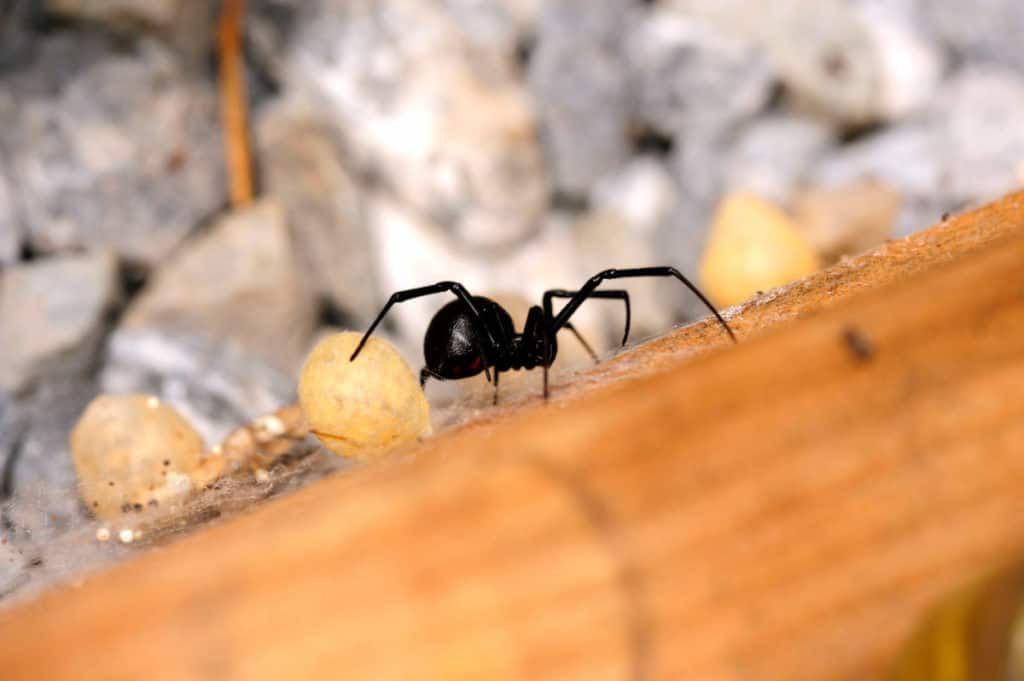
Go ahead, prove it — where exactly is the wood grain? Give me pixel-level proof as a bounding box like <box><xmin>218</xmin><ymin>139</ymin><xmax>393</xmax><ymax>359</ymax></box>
<box><xmin>0</xmin><ymin>192</ymin><xmax>1022</xmax><ymax>681</ymax></box>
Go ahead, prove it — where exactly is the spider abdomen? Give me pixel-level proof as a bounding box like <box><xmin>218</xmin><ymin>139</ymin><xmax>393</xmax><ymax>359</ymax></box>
<box><xmin>423</xmin><ymin>297</ymin><xmax>514</xmax><ymax>379</ymax></box>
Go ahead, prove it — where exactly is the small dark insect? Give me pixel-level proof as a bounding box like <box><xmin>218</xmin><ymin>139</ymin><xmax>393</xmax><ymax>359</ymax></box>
<box><xmin>941</xmin><ymin>211</ymin><xmax>951</xmax><ymax>221</ymax></box>
<box><xmin>842</xmin><ymin>326</ymin><xmax>876</xmax><ymax>362</ymax></box>
<box><xmin>351</xmin><ymin>267</ymin><xmax>737</xmax><ymax>404</ymax></box>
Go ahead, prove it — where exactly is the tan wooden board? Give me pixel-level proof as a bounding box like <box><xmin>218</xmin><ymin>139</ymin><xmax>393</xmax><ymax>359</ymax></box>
<box><xmin>0</xmin><ymin>191</ymin><xmax>1022</xmax><ymax>680</ymax></box>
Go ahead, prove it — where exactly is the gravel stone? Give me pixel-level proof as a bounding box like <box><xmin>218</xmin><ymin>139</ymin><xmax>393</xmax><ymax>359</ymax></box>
<box><xmin>101</xmin><ymin>328</ymin><xmax>296</xmax><ymax>447</ymax></box>
<box><xmin>122</xmin><ymin>199</ymin><xmax>317</xmax><ymax>372</ymax></box>
<box><xmin>285</xmin><ymin>0</ymin><xmax>546</xmax><ymax>249</ymax></box>
<box><xmin>723</xmin><ymin>114</ymin><xmax>837</xmax><ymax>205</ymax></box>
<box><xmin>527</xmin><ymin>0</ymin><xmax>633</xmax><ymax>195</ymax></box>
<box><xmin>624</xmin><ymin>6</ymin><xmax>774</xmax><ymax>141</ymax></box>
<box><xmin>256</xmin><ymin>100</ymin><xmax>380</xmax><ymax>324</ymax></box>
<box><xmin>0</xmin><ymin>252</ymin><xmax>121</xmax><ymax>394</ymax></box>
<box><xmin>920</xmin><ymin>0</ymin><xmax>1024</xmax><ymax>72</ymax></box>
<box><xmin>0</xmin><ymin>36</ymin><xmax>224</xmax><ymax>265</ymax></box>
<box><xmin>0</xmin><ymin>164</ymin><xmax>20</xmax><ymax>265</ymax></box>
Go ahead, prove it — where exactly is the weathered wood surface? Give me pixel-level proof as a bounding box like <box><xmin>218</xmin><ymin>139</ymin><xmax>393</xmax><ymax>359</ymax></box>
<box><xmin>0</xmin><ymin>192</ymin><xmax>1022</xmax><ymax>681</ymax></box>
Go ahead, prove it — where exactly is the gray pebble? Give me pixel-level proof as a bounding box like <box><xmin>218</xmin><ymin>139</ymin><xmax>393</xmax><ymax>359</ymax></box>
<box><xmin>256</xmin><ymin>100</ymin><xmax>381</xmax><ymax>324</ymax></box>
<box><xmin>624</xmin><ymin>6</ymin><xmax>774</xmax><ymax>141</ymax></box>
<box><xmin>920</xmin><ymin>0</ymin><xmax>1024</xmax><ymax>72</ymax></box>
<box><xmin>0</xmin><ymin>251</ymin><xmax>121</xmax><ymax>394</ymax></box>
<box><xmin>0</xmin><ymin>539</ymin><xmax>27</xmax><ymax>597</ymax></box>
<box><xmin>101</xmin><ymin>328</ymin><xmax>296</xmax><ymax>447</ymax></box>
<box><xmin>814</xmin><ymin>65</ymin><xmax>1024</xmax><ymax>236</ymax></box>
<box><xmin>938</xmin><ymin>66</ymin><xmax>1024</xmax><ymax>206</ymax></box>
<box><xmin>1</xmin><ymin>380</ymin><xmax>99</xmax><ymax>549</ymax></box>
<box><xmin>0</xmin><ymin>163</ymin><xmax>20</xmax><ymax>265</ymax></box>
<box><xmin>527</xmin><ymin>0</ymin><xmax>633</xmax><ymax>196</ymax></box>
<box><xmin>121</xmin><ymin>199</ymin><xmax>318</xmax><ymax>373</ymax></box>
<box><xmin>0</xmin><ymin>36</ymin><xmax>224</xmax><ymax>266</ymax></box>
<box><xmin>724</xmin><ymin>114</ymin><xmax>837</xmax><ymax>205</ymax></box>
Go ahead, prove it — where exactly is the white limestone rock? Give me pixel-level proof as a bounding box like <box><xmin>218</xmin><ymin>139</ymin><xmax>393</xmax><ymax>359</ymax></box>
<box><xmin>285</xmin><ymin>0</ymin><xmax>547</xmax><ymax>249</ymax></box>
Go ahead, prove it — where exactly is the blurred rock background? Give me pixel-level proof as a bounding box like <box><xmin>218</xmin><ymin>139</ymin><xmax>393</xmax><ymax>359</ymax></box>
<box><xmin>0</xmin><ymin>0</ymin><xmax>1022</xmax><ymax>596</ymax></box>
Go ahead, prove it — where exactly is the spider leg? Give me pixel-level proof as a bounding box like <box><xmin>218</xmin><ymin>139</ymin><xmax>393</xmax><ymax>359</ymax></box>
<box><xmin>550</xmin><ymin>267</ymin><xmax>736</xmax><ymax>343</ymax></box>
<box><xmin>350</xmin><ymin>281</ymin><xmax>493</xmax><ymax>382</ymax></box>
<box><xmin>544</xmin><ymin>289</ymin><xmax>631</xmax><ymax>348</ymax></box>
<box><xmin>420</xmin><ymin>367</ymin><xmax>443</xmax><ymax>389</ymax></box>
<box><xmin>563</xmin><ymin>323</ymin><xmax>598</xmax><ymax>364</ymax></box>
<box><xmin>542</xmin><ymin>330</ymin><xmax>550</xmax><ymax>400</ymax></box>
<box><xmin>492</xmin><ymin>370</ymin><xmax>500</xmax><ymax>406</ymax></box>
<box><xmin>535</xmin><ymin>291</ymin><xmax>627</xmax><ymax>398</ymax></box>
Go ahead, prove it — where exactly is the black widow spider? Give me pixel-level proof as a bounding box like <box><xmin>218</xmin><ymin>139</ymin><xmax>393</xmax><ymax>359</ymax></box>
<box><xmin>349</xmin><ymin>267</ymin><xmax>737</xmax><ymax>404</ymax></box>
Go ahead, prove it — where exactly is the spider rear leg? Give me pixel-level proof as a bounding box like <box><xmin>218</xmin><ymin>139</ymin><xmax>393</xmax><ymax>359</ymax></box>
<box><xmin>544</xmin><ymin>289</ymin><xmax>631</xmax><ymax>348</ymax></box>
<box><xmin>563</xmin><ymin>323</ymin><xmax>598</xmax><ymax>364</ymax></box>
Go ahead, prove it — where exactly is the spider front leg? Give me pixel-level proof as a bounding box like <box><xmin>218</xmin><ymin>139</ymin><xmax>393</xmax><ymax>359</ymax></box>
<box><xmin>351</xmin><ymin>281</ymin><xmax>493</xmax><ymax>383</ymax></box>
<box><xmin>420</xmin><ymin>367</ymin><xmax>442</xmax><ymax>389</ymax></box>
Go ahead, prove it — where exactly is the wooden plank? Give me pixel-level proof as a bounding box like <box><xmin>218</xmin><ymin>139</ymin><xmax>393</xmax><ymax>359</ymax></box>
<box><xmin>0</xmin><ymin>192</ymin><xmax>1022</xmax><ymax>680</ymax></box>
<box><xmin>589</xmin><ymin>191</ymin><xmax>1024</xmax><ymax>382</ymax></box>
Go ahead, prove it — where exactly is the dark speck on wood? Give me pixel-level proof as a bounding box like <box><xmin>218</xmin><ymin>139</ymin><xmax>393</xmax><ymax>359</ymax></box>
<box><xmin>842</xmin><ymin>326</ymin><xmax>876</xmax><ymax>361</ymax></box>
